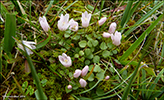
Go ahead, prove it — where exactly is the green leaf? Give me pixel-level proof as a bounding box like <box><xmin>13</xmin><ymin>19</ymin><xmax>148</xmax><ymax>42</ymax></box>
<box><xmin>124</xmin><ymin>1</ymin><xmax>163</xmax><ymax>36</ymax></box>
<box><xmin>93</xmin><ymin>65</ymin><xmax>101</xmax><ymax>72</ymax></box>
<box><xmin>141</xmin><ymin>69</ymin><xmax>146</xmax><ymax>99</ymax></box>
<box><xmin>112</xmin><ymin>50</ymin><xmax>117</xmax><ymax>54</ymax></box>
<box><xmin>91</xmin><ymin>40</ymin><xmax>99</xmax><ymax>47</ymax></box>
<box><xmin>121</xmin><ymin>25</ymin><xmax>156</xmax><ymax>100</ymax></box>
<box><xmin>119</xmin><ymin>14</ymin><xmax>164</xmax><ymax>61</ymax></box>
<box><xmin>107</xmin><ymin>42</ymin><xmax>113</xmax><ymax>49</ymax></box>
<box><xmin>78</xmin><ymin>97</ymin><xmax>92</xmax><ymax>100</ymax></box>
<box><xmin>35</xmin><ymin>90</ymin><xmax>47</xmax><ymax>100</ymax></box>
<box><xmin>41</xmin><ymin>79</ymin><xmax>47</xmax><ymax>87</ymax></box>
<box><xmin>28</xmin><ymin>86</ymin><xmax>34</xmax><ymax>96</ymax></box>
<box><xmin>44</xmin><ymin>0</ymin><xmax>54</xmax><ymax>16</ymax></box>
<box><xmin>96</xmin><ymin>88</ymin><xmax>105</xmax><ymax>96</ymax></box>
<box><xmin>121</xmin><ymin>0</ymin><xmax>134</xmax><ymax>27</ymax></box>
<box><xmin>142</xmin><ymin>67</ymin><xmax>156</xmax><ymax>76</ymax></box>
<box><xmin>23</xmin><ymin>42</ymin><xmax>47</xmax><ymax>99</ymax></box>
<box><xmin>85</xmin><ymin>48</ymin><xmax>91</xmax><ymax>56</ymax></box>
<box><xmin>85</xmin><ymin>60</ymin><xmax>90</xmax><ymax>65</ymax></box>
<box><xmin>100</xmin><ymin>42</ymin><xmax>107</xmax><ymax>50</ymax></box>
<box><xmin>22</xmin><ymin>81</ymin><xmax>28</xmax><ymax>92</ymax></box>
<box><xmin>145</xmin><ymin>68</ymin><xmax>164</xmax><ymax>99</ymax></box>
<box><xmin>79</xmin><ymin>40</ymin><xmax>87</xmax><ymax>48</ymax></box>
<box><xmin>102</xmin><ymin>50</ymin><xmax>110</xmax><ymax>58</ymax></box>
<box><xmin>96</xmin><ymin>71</ymin><xmax>104</xmax><ymax>80</ymax></box>
<box><xmin>88</xmin><ymin>73</ymin><xmax>94</xmax><ymax>81</ymax></box>
<box><xmin>4</xmin><ymin>13</ymin><xmax>16</xmax><ymax>54</ymax></box>
<box><xmin>36</xmin><ymin>33</ymin><xmax>51</xmax><ymax>49</ymax></box>
<box><xmin>93</xmin><ymin>56</ymin><xmax>100</xmax><ymax>63</ymax></box>
<box><xmin>79</xmin><ymin>50</ymin><xmax>84</xmax><ymax>56</ymax></box>
<box><xmin>86</xmin><ymin>54</ymin><xmax>93</xmax><ymax>59</ymax></box>
<box><xmin>87</xmin><ymin>40</ymin><xmax>93</xmax><ymax>47</ymax></box>
<box><xmin>0</xmin><ymin>43</ymin><xmax>2</xmax><ymax>82</ymax></box>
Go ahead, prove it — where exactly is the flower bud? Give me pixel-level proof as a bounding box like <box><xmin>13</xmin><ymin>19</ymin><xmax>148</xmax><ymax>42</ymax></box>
<box><xmin>81</xmin><ymin>65</ymin><xmax>89</xmax><ymax>77</ymax></box>
<box><xmin>105</xmin><ymin>75</ymin><xmax>110</xmax><ymax>80</ymax></box>
<box><xmin>73</xmin><ymin>69</ymin><xmax>82</xmax><ymax>78</ymax></box>
<box><xmin>39</xmin><ymin>16</ymin><xmax>50</xmax><ymax>32</ymax></box>
<box><xmin>98</xmin><ymin>17</ymin><xmax>107</xmax><ymax>26</ymax></box>
<box><xmin>108</xmin><ymin>22</ymin><xmax>117</xmax><ymax>34</ymax></box>
<box><xmin>79</xmin><ymin>78</ymin><xmax>87</xmax><ymax>87</ymax></box>
<box><xmin>67</xmin><ymin>85</ymin><xmax>72</xmax><ymax>90</ymax></box>
<box><xmin>102</xmin><ymin>32</ymin><xmax>111</xmax><ymax>38</ymax></box>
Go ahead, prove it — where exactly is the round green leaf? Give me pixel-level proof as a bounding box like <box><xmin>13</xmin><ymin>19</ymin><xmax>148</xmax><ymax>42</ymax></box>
<box><xmin>112</xmin><ymin>50</ymin><xmax>117</xmax><ymax>54</ymax></box>
<box><xmin>100</xmin><ymin>42</ymin><xmax>107</xmax><ymax>50</ymax></box>
<box><xmin>87</xmin><ymin>54</ymin><xmax>93</xmax><ymax>59</ymax></box>
<box><xmin>96</xmin><ymin>88</ymin><xmax>105</xmax><ymax>96</ymax></box>
<box><xmin>85</xmin><ymin>60</ymin><xmax>90</xmax><ymax>65</ymax></box>
<box><xmin>107</xmin><ymin>42</ymin><xmax>113</xmax><ymax>49</ymax></box>
<box><xmin>93</xmin><ymin>55</ymin><xmax>100</xmax><ymax>63</ymax></box>
<box><xmin>79</xmin><ymin>40</ymin><xmax>87</xmax><ymax>48</ymax></box>
<box><xmin>102</xmin><ymin>50</ymin><xmax>110</xmax><ymax>58</ymax></box>
<box><xmin>79</xmin><ymin>50</ymin><xmax>84</xmax><ymax>56</ymax></box>
<box><xmin>93</xmin><ymin>65</ymin><xmax>101</xmax><ymax>72</ymax></box>
<box><xmin>74</xmin><ymin>54</ymin><xmax>79</xmax><ymax>58</ymax></box>
<box><xmin>88</xmin><ymin>73</ymin><xmax>94</xmax><ymax>81</ymax></box>
<box><xmin>87</xmin><ymin>41</ymin><xmax>93</xmax><ymax>47</ymax></box>
<box><xmin>92</xmin><ymin>40</ymin><xmax>99</xmax><ymax>47</ymax></box>
<box><xmin>96</xmin><ymin>71</ymin><xmax>104</xmax><ymax>80</ymax></box>
<box><xmin>85</xmin><ymin>48</ymin><xmax>91</xmax><ymax>56</ymax></box>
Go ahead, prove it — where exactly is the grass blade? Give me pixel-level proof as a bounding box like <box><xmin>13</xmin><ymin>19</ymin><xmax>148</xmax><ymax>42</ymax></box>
<box><xmin>141</xmin><ymin>69</ymin><xmax>146</xmax><ymax>99</ymax></box>
<box><xmin>119</xmin><ymin>14</ymin><xmax>163</xmax><ymax>61</ymax></box>
<box><xmin>158</xmin><ymin>42</ymin><xmax>164</xmax><ymax>65</ymax></box>
<box><xmin>44</xmin><ymin>0</ymin><xmax>54</xmax><ymax>16</ymax></box>
<box><xmin>35</xmin><ymin>33</ymin><xmax>51</xmax><ymax>49</ymax></box>
<box><xmin>0</xmin><ymin>40</ymin><xmax>2</xmax><ymax>82</ymax></box>
<box><xmin>120</xmin><ymin>0</ymin><xmax>134</xmax><ymax>27</ymax></box>
<box><xmin>4</xmin><ymin>13</ymin><xmax>16</xmax><ymax>56</ymax></box>
<box><xmin>21</xmin><ymin>42</ymin><xmax>47</xmax><ymax>99</ymax></box>
<box><xmin>124</xmin><ymin>1</ymin><xmax>163</xmax><ymax>36</ymax></box>
<box><xmin>149</xmin><ymin>87</ymin><xmax>164</xmax><ymax>100</ymax></box>
<box><xmin>99</xmin><ymin>0</ymin><xmax>105</xmax><ymax>19</ymax></box>
<box><xmin>145</xmin><ymin>68</ymin><xmax>164</xmax><ymax>99</ymax></box>
<box><xmin>121</xmin><ymin>25</ymin><xmax>155</xmax><ymax>100</ymax></box>
<box><xmin>121</xmin><ymin>1</ymin><xmax>141</xmax><ymax>33</ymax></box>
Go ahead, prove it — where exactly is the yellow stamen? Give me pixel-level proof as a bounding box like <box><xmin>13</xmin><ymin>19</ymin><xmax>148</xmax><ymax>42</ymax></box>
<box><xmin>85</xmin><ymin>18</ymin><xmax>87</xmax><ymax>21</ymax></box>
<box><xmin>64</xmin><ymin>59</ymin><xmax>68</xmax><ymax>63</ymax></box>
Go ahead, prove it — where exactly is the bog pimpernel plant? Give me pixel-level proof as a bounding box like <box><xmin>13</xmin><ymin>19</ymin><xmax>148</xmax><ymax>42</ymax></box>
<box><xmin>0</xmin><ymin>0</ymin><xmax>164</xmax><ymax>100</ymax></box>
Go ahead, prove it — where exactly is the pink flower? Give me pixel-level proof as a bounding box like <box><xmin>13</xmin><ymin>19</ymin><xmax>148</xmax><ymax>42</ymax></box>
<box><xmin>79</xmin><ymin>78</ymin><xmax>87</xmax><ymax>87</ymax></box>
<box><xmin>111</xmin><ymin>31</ymin><xmax>122</xmax><ymax>46</ymax></box>
<box><xmin>69</xmin><ymin>19</ymin><xmax>78</xmax><ymax>31</ymax></box>
<box><xmin>105</xmin><ymin>75</ymin><xmax>110</xmax><ymax>80</ymax></box>
<box><xmin>81</xmin><ymin>65</ymin><xmax>89</xmax><ymax>77</ymax></box>
<box><xmin>58</xmin><ymin>14</ymin><xmax>70</xmax><ymax>31</ymax></box>
<box><xmin>58</xmin><ymin>53</ymin><xmax>72</xmax><ymax>67</ymax></box>
<box><xmin>73</xmin><ymin>69</ymin><xmax>82</xmax><ymax>78</ymax></box>
<box><xmin>81</xmin><ymin>11</ymin><xmax>91</xmax><ymax>27</ymax></box>
<box><xmin>102</xmin><ymin>32</ymin><xmax>112</xmax><ymax>38</ymax></box>
<box><xmin>39</xmin><ymin>16</ymin><xmax>50</xmax><ymax>32</ymax></box>
<box><xmin>108</xmin><ymin>22</ymin><xmax>117</xmax><ymax>34</ymax></box>
<box><xmin>67</xmin><ymin>85</ymin><xmax>72</xmax><ymax>90</ymax></box>
<box><xmin>98</xmin><ymin>17</ymin><xmax>107</xmax><ymax>26</ymax></box>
